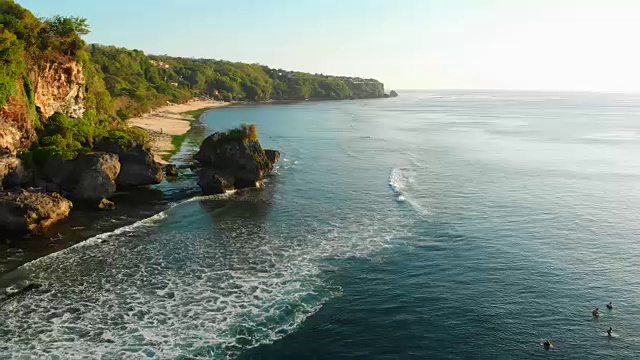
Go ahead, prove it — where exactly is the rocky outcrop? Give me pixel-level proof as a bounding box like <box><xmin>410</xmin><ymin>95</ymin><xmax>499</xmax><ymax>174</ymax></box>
<box><xmin>62</xmin><ymin>152</ymin><xmax>120</xmax><ymax>201</ymax></box>
<box><xmin>390</xmin><ymin>90</ymin><xmax>398</xmax><ymax>97</ymax></box>
<box><xmin>196</xmin><ymin>169</ymin><xmax>235</xmax><ymax>194</ymax></box>
<box><xmin>194</xmin><ymin>128</ymin><xmax>279</xmax><ymax>194</ymax></box>
<box><xmin>41</xmin><ymin>156</ymin><xmax>75</xmax><ymax>185</ymax></box>
<box><xmin>344</xmin><ymin>78</ymin><xmax>385</xmax><ymax>99</ymax></box>
<box><xmin>98</xmin><ymin>198</ymin><xmax>116</xmax><ymax>210</ymax></box>
<box><xmin>165</xmin><ymin>164</ymin><xmax>178</xmax><ymax>177</ymax></box>
<box><xmin>0</xmin><ymin>59</ymin><xmax>86</xmax><ymax>186</ymax></box>
<box><xmin>1</xmin><ymin>158</ymin><xmax>26</xmax><ymax>189</ymax></box>
<box><xmin>94</xmin><ymin>139</ymin><xmax>164</xmax><ymax>187</ymax></box>
<box><xmin>265</xmin><ymin>149</ymin><xmax>281</xmax><ymax>165</ymax></box>
<box><xmin>0</xmin><ymin>190</ymin><xmax>72</xmax><ymax>233</ymax></box>
<box><xmin>30</xmin><ymin>60</ymin><xmax>86</xmax><ymax>119</ymax></box>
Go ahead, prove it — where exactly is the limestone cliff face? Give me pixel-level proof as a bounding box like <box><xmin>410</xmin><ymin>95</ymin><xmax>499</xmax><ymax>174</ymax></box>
<box><xmin>30</xmin><ymin>60</ymin><xmax>86</xmax><ymax>120</ymax></box>
<box><xmin>0</xmin><ymin>60</ymin><xmax>86</xmax><ymax>185</ymax></box>
<box><xmin>0</xmin><ymin>85</ymin><xmax>37</xmax><ymax>183</ymax></box>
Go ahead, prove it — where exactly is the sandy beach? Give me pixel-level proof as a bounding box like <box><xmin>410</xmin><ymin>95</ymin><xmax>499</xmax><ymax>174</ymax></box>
<box><xmin>127</xmin><ymin>100</ymin><xmax>229</xmax><ymax>163</ymax></box>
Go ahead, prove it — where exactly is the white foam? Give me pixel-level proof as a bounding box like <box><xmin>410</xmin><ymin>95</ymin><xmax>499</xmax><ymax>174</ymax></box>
<box><xmin>388</xmin><ymin>168</ymin><xmax>406</xmax><ymax>194</ymax></box>
<box><xmin>388</xmin><ymin>168</ymin><xmax>430</xmax><ymax>216</ymax></box>
<box><xmin>0</xmin><ymin>191</ymin><xmax>408</xmax><ymax>359</ymax></box>
<box><xmin>19</xmin><ymin>191</ymin><xmax>237</xmax><ymax>271</ymax></box>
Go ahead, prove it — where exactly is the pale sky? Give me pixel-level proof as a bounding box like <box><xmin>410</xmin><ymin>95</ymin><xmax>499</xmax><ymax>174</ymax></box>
<box><xmin>17</xmin><ymin>0</ymin><xmax>640</xmax><ymax>92</ymax></box>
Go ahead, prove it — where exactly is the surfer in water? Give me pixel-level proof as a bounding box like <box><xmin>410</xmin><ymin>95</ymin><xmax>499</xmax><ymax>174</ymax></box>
<box><xmin>606</xmin><ymin>302</ymin><xmax>613</xmax><ymax>309</ymax></box>
<box><xmin>607</xmin><ymin>327</ymin><xmax>613</xmax><ymax>337</ymax></box>
<box><xmin>592</xmin><ymin>307</ymin><xmax>600</xmax><ymax>317</ymax></box>
<box><xmin>542</xmin><ymin>340</ymin><xmax>553</xmax><ymax>350</ymax></box>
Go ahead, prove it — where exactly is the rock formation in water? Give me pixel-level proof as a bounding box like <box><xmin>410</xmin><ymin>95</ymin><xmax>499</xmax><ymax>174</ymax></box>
<box><xmin>265</xmin><ymin>149</ymin><xmax>281</xmax><ymax>164</ymax></box>
<box><xmin>165</xmin><ymin>164</ymin><xmax>178</xmax><ymax>177</ymax></box>
<box><xmin>194</xmin><ymin>125</ymin><xmax>279</xmax><ymax>194</ymax></box>
<box><xmin>0</xmin><ymin>190</ymin><xmax>72</xmax><ymax>233</ymax></box>
<box><xmin>390</xmin><ymin>90</ymin><xmax>399</xmax><ymax>97</ymax></box>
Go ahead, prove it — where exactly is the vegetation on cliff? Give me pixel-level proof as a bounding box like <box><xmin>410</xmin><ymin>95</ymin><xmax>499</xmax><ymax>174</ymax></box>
<box><xmin>89</xmin><ymin>46</ymin><xmax>385</xmax><ymax>121</ymax></box>
<box><xmin>1</xmin><ymin>0</ymin><xmax>385</xmax><ymax>171</ymax></box>
<box><xmin>0</xmin><ymin>0</ymin><xmax>146</xmax><ymax>165</ymax></box>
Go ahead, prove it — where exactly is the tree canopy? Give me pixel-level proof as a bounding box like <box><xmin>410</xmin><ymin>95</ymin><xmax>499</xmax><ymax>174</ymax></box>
<box><xmin>0</xmin><ymin>0</ymin><xmax>386</xmax><ymax>163</ymax></box>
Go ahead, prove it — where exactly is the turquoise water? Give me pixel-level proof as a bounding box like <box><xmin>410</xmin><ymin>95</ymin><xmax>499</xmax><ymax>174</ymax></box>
<box><xmin>3</xmin><ymin>91</ymin><xmax>640</xmax><ymax>358</ymax></box>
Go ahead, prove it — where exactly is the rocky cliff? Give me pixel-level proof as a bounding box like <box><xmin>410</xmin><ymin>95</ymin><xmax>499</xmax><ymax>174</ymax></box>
<box><xmin>30</xmin><ymin>60</ymin><xmax>86</xmax><ymax>120</ymax></box>
<box><xmin>345</xmin><ymin>79</ymin><xmax>385</xmax><ymax>99</ymax></box>
<box><xmin>0</xmin><ymin>60</ymin><xmax>86</xmax><ymax>186</ymax></box>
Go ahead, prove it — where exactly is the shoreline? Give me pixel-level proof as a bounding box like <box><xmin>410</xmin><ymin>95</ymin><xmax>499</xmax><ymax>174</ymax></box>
<box><xmin>0</xmin><ymin>96</ymin><xmax>388</xmax><ymax>279</ymax></box>
<box><xmin>127</xmin><ymin>100</ymin><xmax>230</xmax><ymax>164</ymax></box>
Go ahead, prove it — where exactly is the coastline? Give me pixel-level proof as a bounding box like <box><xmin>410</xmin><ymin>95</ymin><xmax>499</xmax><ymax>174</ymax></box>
<box><xmin>0</xmin><ymin>97</ymin><xmax>384</xmax><ymax>279</ymax></box>
<box><xmin>127</xmin><ymin>100</ymin><xmax>230</xmax><ymax>163</ymax></box>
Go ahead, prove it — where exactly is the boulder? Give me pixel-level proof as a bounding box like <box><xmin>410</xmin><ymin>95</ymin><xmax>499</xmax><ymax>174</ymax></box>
<box><xmin>98</xmin><ymin>198</ymin><xmax>116</xmax><ymax>211</ymax></box>
<box><xmin>390</xmin><ymin>90</ymin><xmax>399</xmax><ymax>97</ymax></box>
<box><xmin>196</xmin><ymin>169</ymin><xmax>235</xmax><ymax>195</ymax></box>
<box><xmin>264</xmin><ymin>150</ymin><xmax>281</xmax><ymax>165</ymax></box>
<box><xmin>194</xmin><ymin>127</ymin><xmax>278</xmax><ymax>194</ymax></box>
<box><xmin>165</xmin><ymin>164</ymin><xmax>178</xmax><ymax>177</ymax></box>
<box><xmin>0</xmin><ymin>190</ymin><xmax>72</xmax><ymax>233</ymax></box>
<box><xmin>63</xmin><ymin>152</ymin><xmax>120</xmax><ymax>201</ymax></box>
<box><xmin>94</xmin><ymin>139</ymin><xmax>163</xmax><ymax>187</ymax></box>
<box><xmin>2</xmin><ymin>159</ymin><xmax>31</xmax><ymax>189</ymax></box>
<box><xmin>383</xmin><ymin>93</ymin><xmax>390</xmax><ymax>98</ymax></box>
<box><xmin>41</xmin><ymin>155</ymin><xmax>75</xmax><ymax>185</ymax></box>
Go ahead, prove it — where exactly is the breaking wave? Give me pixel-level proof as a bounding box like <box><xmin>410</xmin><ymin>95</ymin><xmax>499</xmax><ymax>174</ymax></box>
<box><xmin>0</xmin><ymin>190</ymin><xmax>406</xmax><ymax>359</ymax></box>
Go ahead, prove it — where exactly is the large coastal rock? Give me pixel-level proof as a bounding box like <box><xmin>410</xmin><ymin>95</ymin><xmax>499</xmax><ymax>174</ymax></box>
<box><xmin>196</xmin><ymin>169</ymin><xmax>235</xmax><ymax>194</ymax></box>
<box><xmin>265</xmin><ymin>150</ymin><xmax>281</xmax><ymax>164</ymax></box>
<box><xmin>390</xmin><ymin>90</ymin><xmax>399</xmax><ymax>97</ymax></box>
<box><xmin>63</xmin><ymin>152</ymin><xmax>120</xmax><ymax>201</ymax></box>
<box><xmin>0</xmin><ymin>190</ymin><xmax>72</xmax><ymax>233</ymax></box>
<box><xmin>194</xmin><ymin>127</ymin><xmax>279</xmax><ymax>194</ymax></box>
<box><xmin>94</xmin><ymin>139</ymin><xmax>164</xmax><ymax>187</ymax></box>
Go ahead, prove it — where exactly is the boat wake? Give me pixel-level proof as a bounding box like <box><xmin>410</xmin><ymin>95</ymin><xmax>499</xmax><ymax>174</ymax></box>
<box><xmin>389</xmin><ymin>167</ymin><xmax>430</xmax><ymax>215</ymax></box>
<box><xmin>389</xmin><ymin>167</ymin><xmax>410</xmax><ymax>198</ymax></box>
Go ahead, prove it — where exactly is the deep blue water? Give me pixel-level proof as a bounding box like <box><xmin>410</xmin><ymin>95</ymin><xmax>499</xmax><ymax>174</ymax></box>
<box><xmin>3</xmin><ymin>91</ymin><xmax>640</xmax><ymax>358</ymax></box>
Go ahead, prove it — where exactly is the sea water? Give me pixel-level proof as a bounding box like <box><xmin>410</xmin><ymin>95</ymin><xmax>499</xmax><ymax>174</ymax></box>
<box><xmin>2</xmin><ymin>91</ymin><xmax>640</xmax><ymax>358</ymax></box>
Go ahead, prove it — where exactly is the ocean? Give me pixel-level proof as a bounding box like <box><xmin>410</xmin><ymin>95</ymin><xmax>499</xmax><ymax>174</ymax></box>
<box><xmin>2</xmin><ymin>90</ymin><xmax>640</xmax><ymax>359</ymax></box>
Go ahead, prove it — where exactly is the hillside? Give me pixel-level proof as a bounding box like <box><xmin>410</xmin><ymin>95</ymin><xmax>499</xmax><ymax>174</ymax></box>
<box><xmin>91</xmin><ymin>46</ymin><xmax>385</xmax><ymax>120</ymax></box>
<box><xmin>0</xmin><ymin>0</ymin><xmax>386</xmax><ymax>186</ymax></box>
